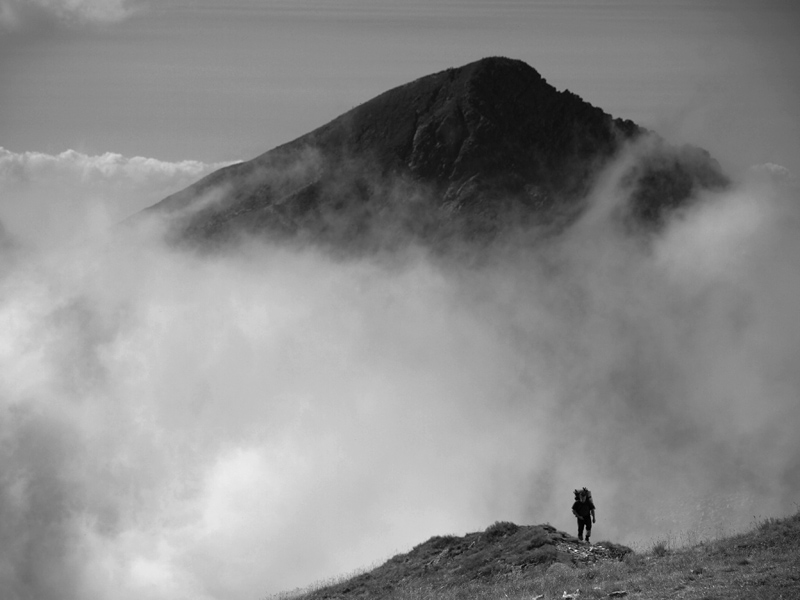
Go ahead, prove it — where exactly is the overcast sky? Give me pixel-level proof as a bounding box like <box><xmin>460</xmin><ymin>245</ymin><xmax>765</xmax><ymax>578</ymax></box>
<box><xmin>1</xmin><ymin>0</ymin><xmax>799</xmax><ymax>176</ymax></box>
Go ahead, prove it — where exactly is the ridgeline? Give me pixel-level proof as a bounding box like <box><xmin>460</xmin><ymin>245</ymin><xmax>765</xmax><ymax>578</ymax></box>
<box><xmin>273</xmin><ymin>511</ymin><xmax>800</xmax><ymax>600</ymax></box>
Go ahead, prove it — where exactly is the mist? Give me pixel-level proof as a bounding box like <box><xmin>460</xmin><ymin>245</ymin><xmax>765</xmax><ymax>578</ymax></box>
<box><xmin>0</xmin><ymin>149</ymin><xmax>798</xmax><ymax>599</ymax></box>
<box><xmin>0</xmin><ymin>147</ymin><xmax>235</xmax><ymax>249</ymax></box>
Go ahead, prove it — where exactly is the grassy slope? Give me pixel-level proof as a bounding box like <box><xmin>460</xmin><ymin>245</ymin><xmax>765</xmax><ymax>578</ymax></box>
<box><xmin>272</xmin><ymin>511</ymin><xmax>800</xmax><ymax>600</ymax></box>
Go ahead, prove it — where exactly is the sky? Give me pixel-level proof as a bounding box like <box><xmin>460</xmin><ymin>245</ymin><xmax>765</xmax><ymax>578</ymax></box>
<box><xmin>1</xmin><ymin>0</ymin><xmax>799</xmax><ymax>174</ymax></box>
<box><xmin>1</xmin><ymin>2</ymin><xmax>800</xmax><ymax>600</ymax></box>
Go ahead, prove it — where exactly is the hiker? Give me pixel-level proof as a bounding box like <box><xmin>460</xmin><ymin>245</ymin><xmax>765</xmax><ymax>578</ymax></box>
<box><xmin>571</xmin><ymin>487</ymin><xmax>596</xmax><ymax>543</ymax></box>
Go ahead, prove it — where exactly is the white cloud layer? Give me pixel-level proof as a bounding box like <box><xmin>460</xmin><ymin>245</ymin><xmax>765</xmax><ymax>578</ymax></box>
<box><xmin>0</xmin><ymin>0</ymin><xmax>136</xmax><ymax>30</ymax></box>
<box><xmin>0</xmin><ymin>149</ymin><xmax>798</xmax><ymax>599</ymax></box>
<box><xmin>0</xmin><ymin>147</ymin><xmax>236</xmax><ymax>247</ymax></box>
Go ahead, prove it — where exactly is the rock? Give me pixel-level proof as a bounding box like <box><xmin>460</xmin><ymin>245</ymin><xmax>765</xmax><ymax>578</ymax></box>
<box><xmin>136</xmin><ymin>57</ymin><xmax>728</xmax><ymax>250</ymax></box>
<box><xmin>547</xmin><ymin>562</ymin><xmax>575</xmax><ymax>576</ymax></box>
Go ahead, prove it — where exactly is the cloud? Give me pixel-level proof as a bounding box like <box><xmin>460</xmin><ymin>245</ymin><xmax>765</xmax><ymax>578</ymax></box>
<box><xmin>0</xmin><ymin>150</ymin><xmax>799</xmax><ymax>599</ymax></box>
<box><xmin>0</xmin><ymin>147</ymin><xmax>237</xmax><ymax>247</ymax></box>
<box><xmin>748</xmin><ymin>162</ymin><xmax>796</xmax><ymax>185</ymax></box>
<box><xmin>0</xmin><ymin>0</ymin><xmax>138</xmax><ymax>31</ymax></box>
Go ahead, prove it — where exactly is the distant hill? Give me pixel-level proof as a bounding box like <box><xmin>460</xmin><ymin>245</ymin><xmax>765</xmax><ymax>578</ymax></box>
<box><xmin>137</xmin><ymin>57</ymin><xmax>727</xmax><ymax>249</ymax></box>
<box><xmin>274</xmin><ymin>511</ymin><xmax>800</xmax><ymax>600</ymax></box>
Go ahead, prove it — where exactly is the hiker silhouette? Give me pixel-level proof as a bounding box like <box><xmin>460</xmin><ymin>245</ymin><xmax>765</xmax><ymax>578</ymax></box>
<box><xmin>571</xmin><ymin>487</ymin><xmax>596</xmax><ymax>543</ymax></box>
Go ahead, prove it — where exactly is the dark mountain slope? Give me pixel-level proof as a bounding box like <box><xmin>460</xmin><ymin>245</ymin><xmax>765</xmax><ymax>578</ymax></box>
<box><xmin>140</xmin><ymin>57</ymin><xmax>727</xmax><ymax>247</ymax></box>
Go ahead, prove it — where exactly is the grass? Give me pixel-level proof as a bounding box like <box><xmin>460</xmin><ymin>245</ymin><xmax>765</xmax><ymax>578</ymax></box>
<box><xmin>267</xmin><ymin>511</ymin><xmax>800</xmax><ymax>600</ymax></box>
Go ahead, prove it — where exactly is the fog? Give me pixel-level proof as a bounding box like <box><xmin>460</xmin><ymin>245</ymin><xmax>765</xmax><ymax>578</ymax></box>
<box><xmin>0</xmin><ymin>147</ymin><xmax>235</xmax><ymax>249</ymax></box>
<box><xmin>0</xmin><ymin>149</ymin><xmax>798</xmax><ymax>599</ymax></box>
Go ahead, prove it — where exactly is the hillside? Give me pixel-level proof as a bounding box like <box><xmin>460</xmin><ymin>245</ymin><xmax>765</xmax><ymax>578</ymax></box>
<box><xmin>137</xmin><ymin>57</ymin><xmax>728</xmax><ymax>249</ymax></box>
<box><xmin>274</xmin><ymin>512</ymin><xmax>800</xmax><ymax>600</ymax></box>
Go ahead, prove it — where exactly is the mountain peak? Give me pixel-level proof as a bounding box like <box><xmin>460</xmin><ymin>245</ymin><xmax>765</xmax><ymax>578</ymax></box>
<box><xmin>140</xmin><ymin>57</ymin><xmax>727</xmax><ymax>248</ymax></box>
<box><xmin>301</xmin><ymin>54</ymin><xmax>623</xmax><ymax>190</ymax></box>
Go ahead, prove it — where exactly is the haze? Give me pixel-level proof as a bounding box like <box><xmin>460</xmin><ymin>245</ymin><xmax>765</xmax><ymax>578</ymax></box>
<box><xmin>2</xmin><ymin>146</ymin><xmax>799</xmax><ymax>599</ymax></box>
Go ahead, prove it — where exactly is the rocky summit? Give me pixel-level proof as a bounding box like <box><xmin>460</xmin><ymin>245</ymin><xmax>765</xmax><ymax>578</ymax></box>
<box><xmin>139</xmin><ymin>57</ymin><xmax>728</xmax><ymax>249</ymax></box>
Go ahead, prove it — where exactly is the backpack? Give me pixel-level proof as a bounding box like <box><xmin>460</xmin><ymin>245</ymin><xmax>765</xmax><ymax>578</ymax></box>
<box><xmin>573</xmin><ymin>487</ymin><xmax>593</xmax><ymax>503</ymax></box>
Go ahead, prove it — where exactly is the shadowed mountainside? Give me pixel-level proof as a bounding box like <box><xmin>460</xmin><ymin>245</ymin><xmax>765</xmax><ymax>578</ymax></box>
<box><xmin>138</xmin><ymin>57</ymin><xmax>727</xmax><ymax>249</ymax></box>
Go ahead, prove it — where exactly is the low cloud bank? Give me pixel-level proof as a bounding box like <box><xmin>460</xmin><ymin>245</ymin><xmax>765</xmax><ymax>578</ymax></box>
<box><xmin>0</xmin><ymin>151</ymin><xmax>798</xmax><ymax>599</ymax></box>
<box><xmin>0</xmin><ymin>147</ymin><xmax>236</xmax><ymax>248</ymax></box>
<box><xmin>0</xmin><ymin>0</ymin><xmax>136</xmax><ymax>31</ymax></box>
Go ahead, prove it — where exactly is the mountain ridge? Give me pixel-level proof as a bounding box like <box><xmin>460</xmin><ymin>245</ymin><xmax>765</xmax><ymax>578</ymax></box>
<box><xmin>272</xmin><ymin>512</ymin><xmax>800</xmax><ymax>600</ymax></box>
<box><xmin>288</xmin><ymin>521</ymin><xmax>632</xmax><ymax>600</ymax></box>
<box><xmin>137</xmin><ymin>57</ymin><xmax>728</xmax><ymax>248</ymax></box>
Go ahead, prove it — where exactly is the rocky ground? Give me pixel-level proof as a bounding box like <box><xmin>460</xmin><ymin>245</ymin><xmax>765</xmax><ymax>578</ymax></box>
<box><xmin>271</xmin><ymin>511</ymin><xmax>800</xmax><ymax>600</ymax></box>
